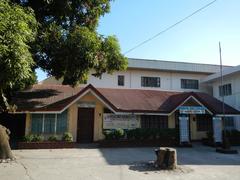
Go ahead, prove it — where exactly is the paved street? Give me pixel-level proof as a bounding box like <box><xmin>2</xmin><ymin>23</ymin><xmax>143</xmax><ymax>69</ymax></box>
<box><xmin>0</xmin><ymin>144</ymin><xmax>240</xmax><ymax>180</ymax></box>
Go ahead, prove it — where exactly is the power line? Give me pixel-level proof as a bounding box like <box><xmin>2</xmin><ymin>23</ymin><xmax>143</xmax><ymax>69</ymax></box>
<box><xmin>124</xmin><ymin>0</ymin><xmax>218</xmax><ymax>55</ymax></box>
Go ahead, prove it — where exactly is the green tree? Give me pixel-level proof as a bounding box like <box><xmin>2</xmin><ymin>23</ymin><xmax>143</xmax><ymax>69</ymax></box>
<box><xmin>13</xmin><ymin>0</ymin><xmax>128</xmax><ymax>86</ymax></box>
<box><xmin>0</xmin><ymin>0</ymin><xmax>37</xmax><ymax>112</ymax></box>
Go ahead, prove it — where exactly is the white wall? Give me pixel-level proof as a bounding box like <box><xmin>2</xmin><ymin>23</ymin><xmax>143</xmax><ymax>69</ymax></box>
<box><xmin>211</xmin><ymin>73</ymin><xmax>240</xmax><ymax>130</ymax></box>
<box><xmin>41</xmin><ymin>69</ymin><xmax>211</xmax><ymax>92</ymax></box>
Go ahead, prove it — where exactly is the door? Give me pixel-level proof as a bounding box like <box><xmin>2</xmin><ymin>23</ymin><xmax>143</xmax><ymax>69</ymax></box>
<box><xmin>190</xmin><ymin>115</ymin><xmax>197</xmax><ymax>140</ymax></box>
<box><xmin>77</xmin><ymin>108</ymin><xmax>94</xmax><ymax>143</ymax></box>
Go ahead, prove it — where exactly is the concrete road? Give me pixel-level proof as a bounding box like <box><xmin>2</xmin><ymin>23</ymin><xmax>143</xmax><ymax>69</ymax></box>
<box><xmin>0</xmin><ymin>144</ymin><xmax>240</xmax><ymax>180</ymax></box>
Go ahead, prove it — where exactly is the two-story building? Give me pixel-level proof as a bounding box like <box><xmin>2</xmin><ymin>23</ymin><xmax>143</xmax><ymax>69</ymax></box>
<box><xmin>202</xmin><ymin>64</ymin><xmax>240</xmax><ymax>131</ymax></box>
<box><xmin>2</xmin><ymin>58</ymin><xmax>240</xmax><ymax>144</ymax></box>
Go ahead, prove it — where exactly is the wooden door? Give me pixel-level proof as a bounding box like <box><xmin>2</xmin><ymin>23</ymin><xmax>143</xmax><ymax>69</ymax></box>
<box><xmin>77</xmin><ymin>108</ymin><xmax>94</xmax><ymax>143</ymax></box>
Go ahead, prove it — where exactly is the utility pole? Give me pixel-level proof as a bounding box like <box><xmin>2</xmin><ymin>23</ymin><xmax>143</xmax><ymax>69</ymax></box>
<box><xmin>219</xmin><ymin>42</ymin><xmax>230</xmax><ymax>150</ymax></box>
<box><xmin>219</xmin><ymin>42</ymin><xmax>225</xmax><ymax>120</ymax></box>
<box><xmin>216</xmin><ymin>42</ymin><xmax>238</xmax><ymax>153</ymax></box>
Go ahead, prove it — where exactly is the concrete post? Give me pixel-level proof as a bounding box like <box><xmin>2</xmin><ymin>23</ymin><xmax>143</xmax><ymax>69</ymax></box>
<box><xmin>179</xmin><ymin>115</ymin><xmax>189</xmax><ymax>143</ymax></box>
<box><xmin>213</xmin><ymin>117</ymin><xmax>222</xmax><ymax>143</ymax></box>
<box><xmin>234</xmin><ymin>117</ymin><xmax>240</xmax><ymax>131</ymax></box>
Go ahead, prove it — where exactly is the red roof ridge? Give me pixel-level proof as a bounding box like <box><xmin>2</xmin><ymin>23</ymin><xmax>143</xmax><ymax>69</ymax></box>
<box><xmin>33</xmin><ymin>84</ymin><xmax>77</xmax><ymax>88</ymax></box>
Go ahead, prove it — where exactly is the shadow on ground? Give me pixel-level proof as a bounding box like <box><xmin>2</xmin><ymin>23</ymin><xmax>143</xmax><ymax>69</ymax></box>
<box><xmin>98</xmin><ymin>144</ymin><xmax>240</xmax><ymax>167</ymax></box>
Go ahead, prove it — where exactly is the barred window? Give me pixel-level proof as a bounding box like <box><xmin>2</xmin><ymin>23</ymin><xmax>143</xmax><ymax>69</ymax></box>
<box><xmin>181</xmin><ymin>79</ymin><xmax>199</xmax><ymax>89</ymax></box>
<box><xmin>219</xmin><ymin>84</ymin><xmax>232</xmax><ymax>96</ymax></box>
<box><xmin>196</xmin><ymin>114</ymin><xmax>212</xmax><ymax>131</ymax></box>
<box><xmin>118</xmin><ymin>75</ymin><xmax>124</xmax><ymax>86</ymax></box>
<box><xmin>141</xmin><ymin>115</ymin><xmax>168</xmax><ymax>129</ymax></box>
<box><xmin>141</xmin><ymin>77</ymin><xmax>160</xmax><ymax>87</ymax></box>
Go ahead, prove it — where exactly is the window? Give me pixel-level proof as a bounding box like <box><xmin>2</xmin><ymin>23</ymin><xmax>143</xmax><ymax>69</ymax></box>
<box><xmin>31</xmin><ymin>114</ymin><xmax>43</xmax><ymax>134</ymax></box>
<box><xmin>141</xmin><ymin>77</ymin><xmax>160</xmax><ymax>87</ymax></box>
<box><xmin>223</xmin><ymin>117</ymin><xmax>235</xmax><ymax>130</ymax></box>
<box><xmin>181</xmin><ymin>79</ymin><xmax>199</xmax><ymax>89</ymax></box>
<box><xmin>31</xmin><ymin>110</ymin><xmax>68</xmax><ymax>134</ymax></box>
<box><xmin>44</xmin><ymin>114</ymin><xmax>55</xmax><ymax>134</ymax></box>
<box><xmin>219</xmin><ymin>84</ymin><xmax>232</xmax><ymax>96</ymax></box>
<box><xmin>118</xmin><ymin>75</ymin><xmax>124</xmax><ymax>86</ymax></box>
<box><xmin>196</xmin><ymin>114</ymin><xmax>212</xmax><ymax>131</ymax></box>
<box><xmin>56</xmin><ymin>110</ymin><xmax>68</xmax><ymax>133</ymax></box>
<box><xmin>141</xmin><ymin>115</ymin><xmax>168</xmax><ymax>129</ymax></box>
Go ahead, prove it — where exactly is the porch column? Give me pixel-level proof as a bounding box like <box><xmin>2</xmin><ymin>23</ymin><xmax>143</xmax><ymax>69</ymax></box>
<box><xmin>234</xmin><ymin>117</ymin><xmax>240</xmax><ymax>131</ymax></box>
<box><xmin>212</xmin><ymin>116</ymin><xmax>222</xmax><ymax>143</ymax></box>
<box><xmin>179</xmin><ymin>115</ymin><xmax>189</xmax><ymax>143</ymax></box>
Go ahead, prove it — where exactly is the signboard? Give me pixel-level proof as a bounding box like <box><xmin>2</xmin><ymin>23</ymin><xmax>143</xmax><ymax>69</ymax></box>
<box><xmin>179</xmin><ymin>106</ymin><xmax>205</xmax><ymax>114</ymax></box>
<box><xmin>103</xmin><ymin>114</ymin><xmax>139</xmax><ymax>129</ymax></box>
<box><xmin>213</xmin><ymin>117</ymin><xmax>222</xmax><ymax>143</ymax></box>
<box><xmin>179</xmin><ymin>115</ymin><xmax>189</xmax><ymax>142</ymax></box>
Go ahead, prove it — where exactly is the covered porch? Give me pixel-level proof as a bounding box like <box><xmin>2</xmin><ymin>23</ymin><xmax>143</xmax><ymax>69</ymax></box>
<box><xmin>169</xmin><ymin>95</ymin><xmax>240</xmax><ymax>145</ymax></box>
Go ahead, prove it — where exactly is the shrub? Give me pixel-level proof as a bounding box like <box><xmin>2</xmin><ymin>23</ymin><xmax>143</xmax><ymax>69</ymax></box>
<box><xmin>48</xmin><ymin>135</ymin><xmax>58</xmax><ymax>141</ymax></box>
<box><xmin>32</xmin><ymin>134</ymin><xmax>44</xmax><ymax>142</ymax></box>
<box><xmin>226</xmin><ymin>130</ymin><xmax>240</xmax><ymax>137</ymax></box>
<box><xmin>23</xmin><ymin>134</ymin><xmax>35</xmax><ymax>142</ymax></box>
<box><xmin>103</xmin><ymin>130</ymin><xmax>114</xmax><ymax>140</ymax></box>
<box><xmin>103</xmin><ymin>129</ymin><xmax>125</xmax><ymax>140</ymax></box>
<box><xmin>62</xmin><ymin>132</ymin><xmax>73</xmax><ymax>142</ymax></box>
<box><xmin>114</xmin><ymin>128</ymin><xmax>124</xmax><ymax>140</ymax></box>
<box><xmin>23</xmin><ymin>134</ymin><xmax>44</xmax><ymax>142</ymax></box>
<box><xmin>133</xmin><ymin>128</ymin><xmax>142</xmax><ymax>139</ymax></box>
<box><xmin>103</xmin><ymin>128</ymin><xmax>177</xmax><ymax>141</ymax></box>
<box><xmin>126</xmin><ymin>129</ymin><xmax>135</xmax><ymax>140</ymax></box>
<box><xmin>207</xmin><ymin>131</ymin><xmax>213</xmax><ymax>140</ymax></box>
<box><xmin>125</xmin><ymin>128</ymin><xmax>177</xmax><ymax>140</ymax></box>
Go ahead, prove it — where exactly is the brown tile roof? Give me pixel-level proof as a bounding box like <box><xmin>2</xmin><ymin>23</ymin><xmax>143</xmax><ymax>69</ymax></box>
<box><xmin>97</xmin><ymin>88</ymin><xmax>179</xmax><ymax>113</ymax></box>
<box><xmin>13</xmin><ymin>84</ymin><xmax>240</xmax><ymax>115</ymax></box>
<box><xmin>13</xmin><ymin>84</ymin><xmax>82</xmax><ymax>112</ymax></box>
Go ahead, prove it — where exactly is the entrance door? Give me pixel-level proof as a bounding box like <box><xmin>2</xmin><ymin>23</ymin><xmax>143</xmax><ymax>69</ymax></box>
<box><xmin>77</xmin><ymin>108</ymin><xmax>94</xmax><ymax>143</ymax></box>
<box><xmin>190</xmin><ymin>115</ymin><xmax>197</xmax><ymax>140</ymax></box>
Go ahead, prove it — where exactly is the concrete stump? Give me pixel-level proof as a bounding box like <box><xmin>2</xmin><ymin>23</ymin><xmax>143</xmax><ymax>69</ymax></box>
<box><xmin>155</xmin><ymin>147</ymin><xmax>177</xmax><ymax>170</ymax></box>
<box><xmin>0</xmin><ymin>125</ymin><xmax>14</xmax><ymax>160</ymax></box>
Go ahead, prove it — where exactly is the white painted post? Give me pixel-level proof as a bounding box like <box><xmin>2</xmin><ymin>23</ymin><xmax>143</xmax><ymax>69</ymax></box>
<box><xmin>213</xmin><ymin>117</ymin><xmax>222</xmax><ymax>143</ymax></box>
<box><xmin>179</xmin><ymin>115</ymin><xmax>189</xmax><ymax>143</ymax></box>
<box><xmin>234</xmin><ymin>117</ymin><xmax>240</xmax><ymax>131</ymax></box>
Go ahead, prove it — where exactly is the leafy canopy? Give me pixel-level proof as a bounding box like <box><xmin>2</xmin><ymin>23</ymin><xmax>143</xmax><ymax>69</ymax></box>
<box><xmin>0</xmin><ymin>0</ymin><xmax>127</xmax><ymax>111</ymax></box>
<box><xmin>13</xmin><ymin>0</ymin><xmax>128</xmax><ymax>86</ymax></box>
<box><xmin>0</xmin><ymin>0</ymin><xmax>37</xmax><ymax>111</ymax></box>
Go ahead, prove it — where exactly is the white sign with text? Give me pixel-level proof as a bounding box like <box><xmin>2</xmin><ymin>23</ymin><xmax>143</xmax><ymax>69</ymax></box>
<box><xmin>103</xmin><ymin>114</ymin><xmax>139</xmax><ymax>129</ymax></box>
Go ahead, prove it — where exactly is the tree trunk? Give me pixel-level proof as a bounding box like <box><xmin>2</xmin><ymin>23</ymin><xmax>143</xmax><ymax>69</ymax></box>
<box><xmin>155</xmin><ymin>147</ymin><xmax>177</xmax><ymax>170</ymax></box>
<box><xmin>0</xmin><ymin>124</ymin><xmax>14</xmax><ymax>160</ymax></box>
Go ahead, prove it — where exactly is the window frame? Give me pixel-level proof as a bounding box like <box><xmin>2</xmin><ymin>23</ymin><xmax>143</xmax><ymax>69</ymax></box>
<box><xmin>118</xmin><ymin>75</ymin><xmax>124</xmax><ymax>86</ymax></box>
<box><xmin>141</xmin><ymin>115</ymin><xmax>168</xmax><ymax>129</ymax></box>
<box><xmin>219</xmin><ymin>83</ymin><xmax>232</xmax><ymax>97</ymax></box>
<box><xmin>44</xmin><ymin>114</ymin><xmax>56</xmax><ymax>134</ymax></box>
<box><xmin>141</xmin><ymin>76</ymin><xmax>161</xmax><ymax>88</ymax></box>
<box><xmin>31</xmin><ymin>111</ymin><xmax>68</xmax><ymax>134</ymax></box>
<box><xmin>31</xmin><ymin>114</ymin><xmax>44</xmax><ymax>134</ymax></box>
<box><xmin>181</xmin><ymin>79</ymin><xmax>199</xmax><ymax>90</ymax></box>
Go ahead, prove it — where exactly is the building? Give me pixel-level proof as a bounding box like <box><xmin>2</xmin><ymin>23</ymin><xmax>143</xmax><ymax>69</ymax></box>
<box><xmin>202</xmin><ymin>64</ymin><xmax>240</xmax><ymax>131</ymax></box>
<box><xmin>2</xmin><ymin>58</ymin><xmax>240</xmax><ymax>144</ymax></box>
<box><xmin>40</xmin><ymin>58</ymin><xmax>228</xmax><ymax>92</ymax></box>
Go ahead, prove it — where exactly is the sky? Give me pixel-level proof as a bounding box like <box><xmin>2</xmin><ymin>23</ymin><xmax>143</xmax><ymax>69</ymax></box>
<box><xmin>36</xmin><ymin>0</ymin><xmax>240</xmax><ymax>81</ymax></box>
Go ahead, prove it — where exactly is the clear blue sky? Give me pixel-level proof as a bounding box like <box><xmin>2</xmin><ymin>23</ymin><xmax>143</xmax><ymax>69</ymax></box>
<box><xmin>36</xmin><ymin>0</ymin><xmax>240</xmax><ymax>81</ymax></box>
